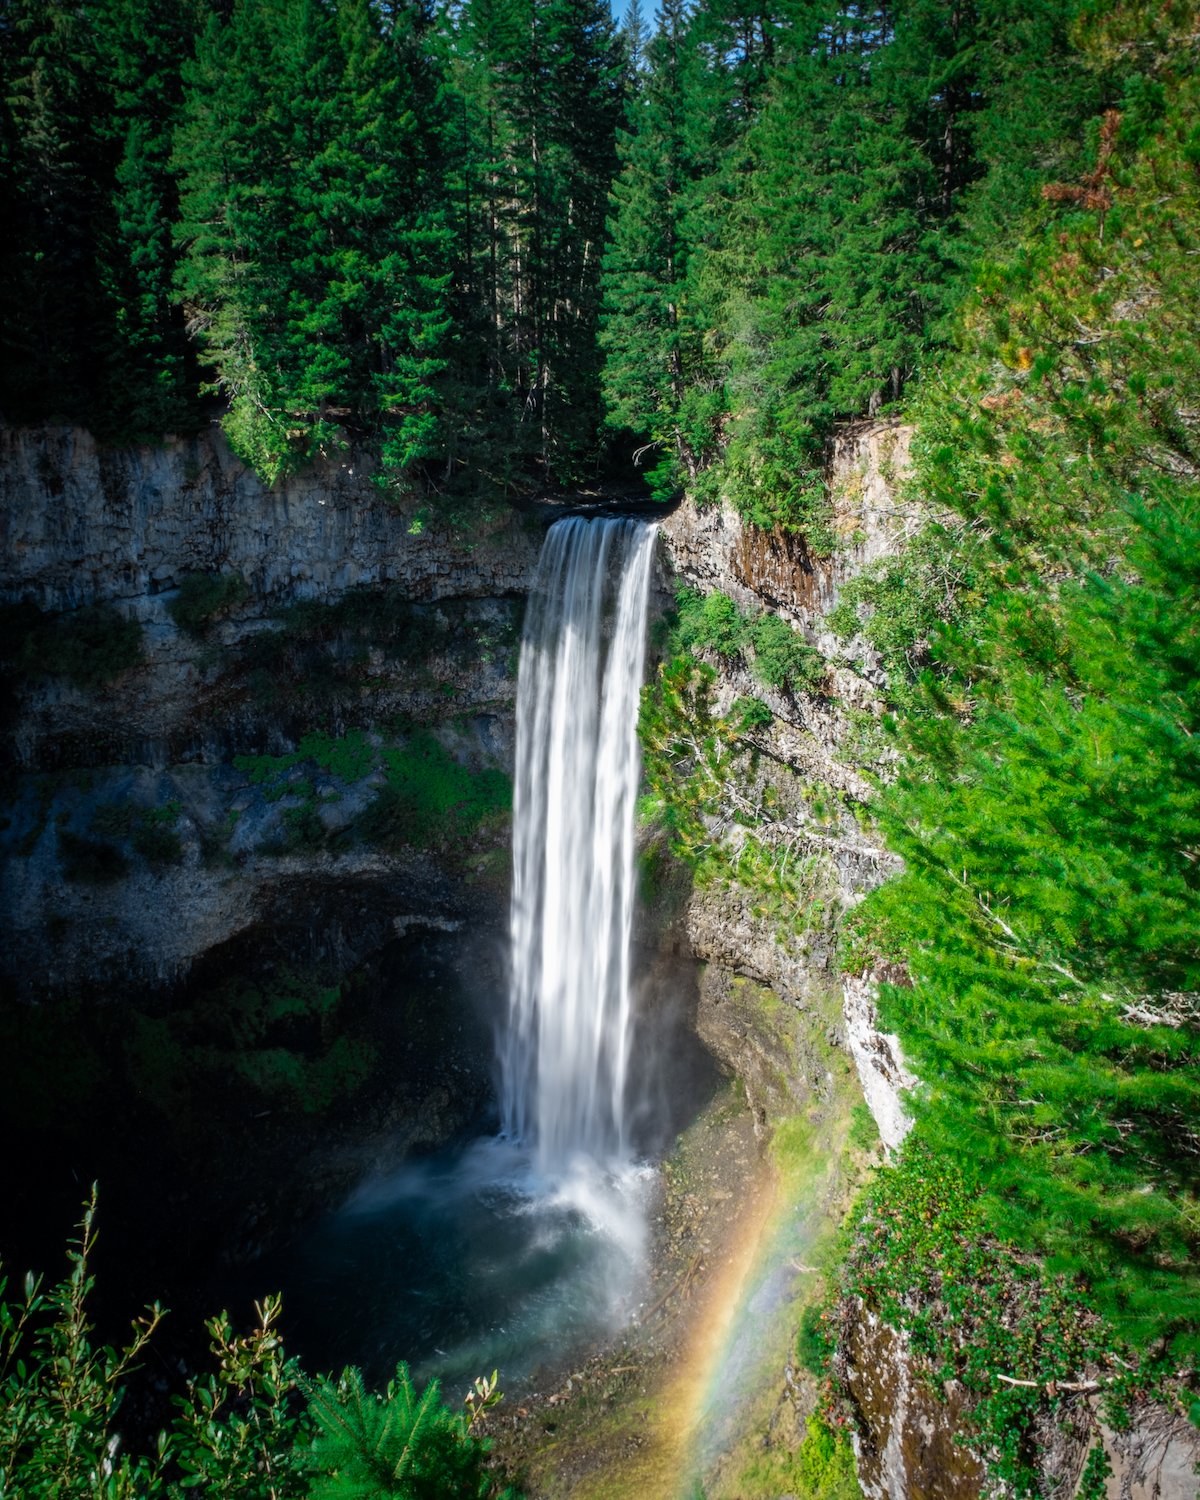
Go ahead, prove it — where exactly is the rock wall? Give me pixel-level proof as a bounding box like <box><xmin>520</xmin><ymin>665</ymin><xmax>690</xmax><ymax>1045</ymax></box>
<box><xmin>0</xmin><ymin>423</ymin><xmax>538</xmax><ymax>1000</ymax></box>
<box><xmin>657</xmin><ymin>419</ymin><xmax>916</xmax><ymax>1133</ymax></box>
<box><xmin>0</xmin><ymin>424</ymin><xmax>537</xmax><ymax>613</ymax></box>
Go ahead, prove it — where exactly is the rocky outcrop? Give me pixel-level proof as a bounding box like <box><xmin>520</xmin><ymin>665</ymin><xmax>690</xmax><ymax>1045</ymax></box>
<box><xmin>660</xmin><ymin>420</ymin><xmax>919</xmax><ymax>634</ymax></box>
<box><xmin>838</xmin><ymin>1298</ymin><xmax>1200</xmax><ymax>1500</ymax></box>
<box><xmin>841</xmin><ymin>975</ymin><xmax>915</xmax><ymax>1155</ymax></box>
<box><xmin>0</xmin><ymin>424</ymin><xmax>537</xmax><ymax>613</ymax></box>
<box><xmin>839</xmin><ymin>1303</ymin><xmax>987</xmax><ymax>1500</ymax></box>
<box><xmin>657</xmin><ymin>421</ymin><xmax>918</xmax><ymax>1137</ymax></box>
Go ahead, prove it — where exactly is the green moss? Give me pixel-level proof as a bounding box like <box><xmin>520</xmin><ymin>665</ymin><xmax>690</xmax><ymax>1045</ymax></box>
<box><xmin>234</xmin><ymin>728</ymin><xmax>377</xmax><ymax>790</ymax></box>
<box><xmin>358</xmin><ymin>732</ymin><xmax>511</xmax><ymax>850</ymax></box>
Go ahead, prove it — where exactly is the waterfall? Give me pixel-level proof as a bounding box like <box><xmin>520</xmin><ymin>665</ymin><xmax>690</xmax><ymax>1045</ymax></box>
<box><xmin>501</xmin><ymin>516</ymin><xmax>658</xmax><ymax>1177</ymax></box>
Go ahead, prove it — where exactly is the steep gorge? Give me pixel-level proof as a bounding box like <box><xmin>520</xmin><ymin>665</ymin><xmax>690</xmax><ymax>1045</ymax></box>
<box><xmin>2</xmin><ymin>416</ymin><xmax>1197</xmax><ymax>1499</ymax></box>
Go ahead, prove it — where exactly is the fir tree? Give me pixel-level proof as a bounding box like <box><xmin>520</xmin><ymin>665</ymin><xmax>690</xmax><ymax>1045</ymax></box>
<box><xmin>92</xmin><ymin>0</ymin><xmax>201</xmax><ymax>440</ymax></box>
<box><xmin>600</xmin><ymin>0</ymin><xmax>717</xmax><ymax>495</ymax></box>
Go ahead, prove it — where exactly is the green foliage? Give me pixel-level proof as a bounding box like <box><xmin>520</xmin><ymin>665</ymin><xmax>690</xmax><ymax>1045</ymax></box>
<box><xmin>0</xmin><ymin>602</ymin><xmax>143</xmax><ymax>691</ymax></box>
<box><xmin>0</xmin><ymin>1194</ymin><xmax>516</xmax><ymax>1498</ymax></box>
<box><xmin>840</xmin><ymin>1146</ymin><xmax>1171</xmax><ymax>1495</ymax></box>
<box><xmin>674</xmin><ymin>588</ymin><xmax>745</xmax><ymax>658</ymax></box>
<box><xmin>167</xmin><ymin>571</ymin><xmax>248</xmax><ymax>636</ymax></box>
<box><xmin>794</xmin><ymin>1413</ymin><xmax>858</xmax><ymax>1499</ymax></box>
<box><xmin>304</xmin><ymin>1363</ymin><xmax>509</xmax><ymax>1499</ymax></box>
<box><xmin>729</xmin><ymin>695</ymin><xmax>772</xmax><ymax>731</ymax></box>
<box><xmin>851</xmin><ymin>70</ymin><xmax>1200</xmax><ymax>1356</ymax></box>
<box><xmin>0</xmin><ymin>1192</ymin><xmax>309</xmax><ymax>1497</ymax></box>
<box><xmin>123</xmin><ymin>967</ymin><xmax>375</xmax><ymax>1133</ymax></box>
<box><xmin>746</xmin><ymin>615</ymin><xmax>824</xmax><ymax>694</ymax></box>
<box><xmin>235</xmin><ymin>729</ymin><xmax>378</xmax><ymax>793</ymax></box>
<box><xmin>0</xmin><ymin>1189</ymin><xmax>171</xmax><ymax>1497</ymax></box>
<box><xmin>825</xmin><ymin>521</ymin><xmax>989</xmax><ymax>709</ymax></box>
<box><xmin>672</xmin><ymin>587</ymin><xmax>825</xmax><ymax>696</ymax></box>
<box><xmin>639</xmin><ymin>657</ymin><xmax>837</xmax><ymax>939</ymax></box>
<box><xmin>796</xmin><ymin>1302</ymin><xmax>834</xmax><ymax>1380</ymax></box>
<box><xmin>360</xmin><ymin>733</ymin><xmax>511</xmax><ymax>851</ymax></box>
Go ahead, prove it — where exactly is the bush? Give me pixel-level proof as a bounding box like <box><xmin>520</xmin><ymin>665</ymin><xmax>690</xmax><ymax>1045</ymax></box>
<box><xmin>0</xmin><ymin>602</ymin><xmax>143</xmax><ymax>690</ymax></box>
<box><xmin>675</xmin><ymin>588</ymin><xmax>745</xmax><ymax>657</ymax></box>
<box><xmin>747</xmin><ymin>614</ymin><xmax>825</xmax><ymax>693</ymax></box>
<box><xmin>730</xmin><ymin>695</ymin><xmax>773</xmax><ymax>730</ymax></box>
<box><xmin>167</xmin><ymin>570</ymin><xmax>249</xmax><ymax>635</ymax></box>
<box><xmin>671</xmin><ymin>587</ymin><xmax>826</xmax><ymax>695</ymax></box>
<box><xmin>0</xmin><ymin>1193</ymin><xmax>517</xmax><ymax>1499</ymax></box>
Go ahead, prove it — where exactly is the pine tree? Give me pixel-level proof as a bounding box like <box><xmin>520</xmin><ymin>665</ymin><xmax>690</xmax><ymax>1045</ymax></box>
<box><xmin>857</xmin><ymin>72</ymin><xmax>1200</xmax><ymax>1352</ymax></box>
<box><xmin>175</xmin><ymin>0</ymin><xmax>456</xmax><ymax>483</ymax></box>
<box><xmin>444</xmin><ymin>0</ymin><xmax>622</xmax><ymax>486</ymax></box>
<box><xmin>92</xmin><ymin>0</ymin><xmax>201</xmax><ymax>440</ymax></box>
<box><xmin>0</xmin><ymin>0</ymin><xmax>110</xmax><ymax>423</ymax></box>
<box><xmin>600</xmin><ymin>0</ymin><xmax>716</xmax><ymax>495</ymax></box>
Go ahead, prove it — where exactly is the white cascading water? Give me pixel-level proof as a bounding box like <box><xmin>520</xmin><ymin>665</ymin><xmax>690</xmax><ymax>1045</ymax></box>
<box><xmin>501</xmin><ymin>515</ymin><xmax>658</xmax><ymax>1178</ymax></box>
<box><xmin>263</xmin><ymin>516</ymin><xmax>662</xmax><ymax>1384</ymax></box>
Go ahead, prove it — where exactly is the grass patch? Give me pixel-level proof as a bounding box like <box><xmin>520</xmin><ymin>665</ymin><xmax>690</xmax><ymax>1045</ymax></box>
<box><xmin>358</xmin><ymin>732</ymin><xmax>511</xmax><ymax>850</ymax></box>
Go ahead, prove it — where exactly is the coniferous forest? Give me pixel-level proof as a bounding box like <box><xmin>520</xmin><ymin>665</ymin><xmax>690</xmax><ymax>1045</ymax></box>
<box><xmin>1</xmin><ymin>0</ymin><xmax>1160</xmax><ymax>502</ymax></box>
<box><xmin>2</xmin><ymin>0</ymin><xmax>1199</xmax><ymax>1494</ymax></box>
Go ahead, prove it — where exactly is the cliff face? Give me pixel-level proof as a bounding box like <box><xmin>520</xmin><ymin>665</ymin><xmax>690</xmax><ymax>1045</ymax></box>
<box><xmin>1</xmin><ymin>424</ymin><xmax>539</xmax><ymax>1002</ymax></box>
<box><xmin>658</xmin><ymin>418</ymin><xmax>916</xmax><ymax>1147</ymax></box>
<box><xmin>658</xmin><ymin>427</ymin><xmax>1200</xmax><ymax>1500</ymax></box>
<box><xmin>0</xmin><ymin>424</ymin><xmax>535</xmax><ymax>614</ymax></box>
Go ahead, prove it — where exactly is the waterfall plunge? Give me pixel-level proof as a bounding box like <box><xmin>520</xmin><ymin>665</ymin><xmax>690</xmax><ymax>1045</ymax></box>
<box><xmin>245</xmin><ymin>516</ymin><xmax>668</xmax><ymax>1385</ymax></box>
<box><xmin>502</xmin><ymin>516</ymin><xmax>658</xmax><ymax>1178</ymax></box>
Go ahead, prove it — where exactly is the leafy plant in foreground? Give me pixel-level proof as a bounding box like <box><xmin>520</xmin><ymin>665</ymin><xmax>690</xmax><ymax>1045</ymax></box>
<box><xmin>0</xmin><ymin>1193</ymin><xmax>518</xmax><ymax>1498</ymax></box>
<box><xmin>305</xmin><ymin>1364</ymin><xmax>512</xmax><ymax>1500</ymax></box>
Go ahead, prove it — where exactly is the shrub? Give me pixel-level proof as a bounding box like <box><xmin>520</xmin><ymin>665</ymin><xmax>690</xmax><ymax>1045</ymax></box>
<box><xmin>671</xmin><ymin>588</ymin><xmax>826</xmax><ymax>696</ymax></box>
<box><xmin>730</xmin><ymin>695</ymin><xmax>773</xmax><ymax>730</ymax></box>
<box><xmin>0</xmin><ymin>1194</ymin><xmax>517</xmax><ymax>1499</ymax></box>
<box><xmin>305</xmin><ymin>1364</ymin><xmax>512</xmax><ymax>1500</ymax></box>
<box><xmin>747</xmin><ymin>615</ymin><xmax>825</xmax><ymax>693</ymax></box>
<box><xmin>1</xmin><ymin>602</ymin><xmax>143</xmax><ymax>690</ymax></box>
<box><xmin>167</xmin><ymin>570</ymin><xmax>249</xmax><ymax>636</ymax></box>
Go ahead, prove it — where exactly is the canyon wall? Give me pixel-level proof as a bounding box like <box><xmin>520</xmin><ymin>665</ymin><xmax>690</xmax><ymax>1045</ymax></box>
<box><xmin>1</xmin><ymin>424</ymin><xmax>540</xmax><ymax>1000</ymax></box>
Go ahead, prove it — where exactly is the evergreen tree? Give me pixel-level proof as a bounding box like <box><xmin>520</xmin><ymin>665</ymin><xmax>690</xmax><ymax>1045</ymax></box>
<box><xmin>600</xmin><ymin>0</ymin><xmax>718</xmax><ymax>495</ymax></box>
<box><xmin>0</xmin><ymin>0</ymin><xmax>110</xmax><ymax>422</ymax></box>
<box><xmin>175</xmin><ymin>0</ymin><xmax>455</xmax><ymax>482</ymax></box>
<box><xmin>92</xmin><ymin>0</ymin><xmax>201</xmax><ymax>439</ymax></box>
<box><xmin>717</xmin><ymin>4</ymin><xmax>953</xmax><ymax>531</ymax></box>
<box><xmin>856</xmin><ymin>71</ymin><xmax>1200</xmax><ymax>1351</ymax></box>
<box><xmin>445</xmin><ymin>0</ymin><xmax>623</xmax><ymax>486</ymax></box>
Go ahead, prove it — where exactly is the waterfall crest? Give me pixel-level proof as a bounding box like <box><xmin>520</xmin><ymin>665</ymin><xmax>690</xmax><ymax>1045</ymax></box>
<box><xmin>501</xmin><ymin>516</ymin><xmax>658</xmax><ymax>1176</ymax></box>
